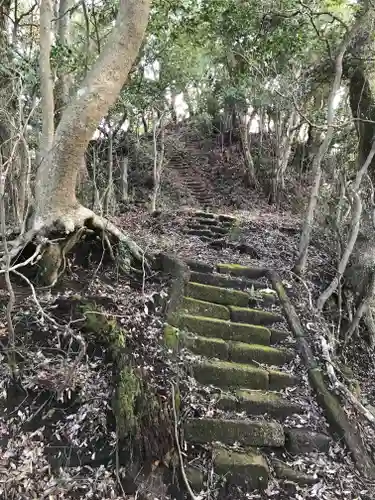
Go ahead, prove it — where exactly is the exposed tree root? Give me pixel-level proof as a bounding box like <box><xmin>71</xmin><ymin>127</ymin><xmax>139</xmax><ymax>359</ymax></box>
<box><xmin>0</xmin><ymin>204</ymin><xmax>145</xmax><ymax>286</ymax></box>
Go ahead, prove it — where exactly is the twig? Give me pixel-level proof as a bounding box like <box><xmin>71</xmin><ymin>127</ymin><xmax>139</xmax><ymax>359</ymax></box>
<box><xmin>0</xmin><ymin>171</ymin><xmax>17</xmax><ymax>374</ymax></box>
<box><xmin>11</xmin><ymin>269</ymin><xmax>59</xmax><ymax>326</ymax></box>
<box><xmin>170</xmin><ymin>382</ymin><xmax>198</xmax><ymax>500</ymax></box>
<box><xmin>0</xmin><ymin>243</ymin><xmax>42</xmax><ymax>274</ymax></box>
<box><xmin>317</xmin><ymin>190</ymin><xmax>362</xmax><ymax>311</ymax></box>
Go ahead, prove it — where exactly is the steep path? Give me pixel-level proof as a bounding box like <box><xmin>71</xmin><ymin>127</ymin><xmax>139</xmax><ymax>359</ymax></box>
<box><xmin>163</xmin><ymin>212</ymin><xmax>339</xmax><ymax>496</ymax></box>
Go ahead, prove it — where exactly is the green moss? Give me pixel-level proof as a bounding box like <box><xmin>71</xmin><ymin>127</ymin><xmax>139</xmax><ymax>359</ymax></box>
<box><xmin>81</xmin><ymin>302</ymin><xmax>126</xmax><ymax>355</ymax></box>
<box><xmin>164</xmin><ymin>324</ymin><xmax>179</xmax><ymax>351</ymax></box>
<box><xmin>184</xmin><ymin>334</ymin><xmax>229</xmax><ymax>360</ymax></box>
<box><xmin>179</xmin><ymin>314</ymin><xmax>271</xmax><ymax>344</ymax></box>
<box><xmin>185</xmin><ymin>418</ymin><xmax>284</xmax><ymax>447</ymax></box>
<box><xmin>270</xmin><ymin>329</ymin><xmax>290</xmax><ymax>344</ymax></box>
<box><xmin>181</xmin><ymin>296</ymin><xmax>230</xmax><ymax>320</ymax></box>
<box><xmin>115</xmin><ymin>367</ymin><xmax>141</xmax><ymax>438</ymax></box>
<box><xmin>230</xmin><ymin>306</ymin><xmax>284</xmax><ymax>326</ymax></box>
<box><xmin>268</xmin><ymin>369</ymin><xmax>298</xmax><ymax>390</ymax></box>
<box><xmin>193</xmin><ymin>359</ymin><xmax>269</xmax><ymax>389</ymax></box>
<box><xmin>213</xmin><ymin>447</ymin><xmax>269</xmax><ymax>489</ymax></box>
<box><xmin>236</xmin><ymin>389</ymin><xmax>280</xmax><ymax>402</ymax></box>
<box><xmin>229</xmin><ymin>342</ymin><xmax>294</xmax><ymax>365</ymax></box>
<box><xmin>186</xmin><ymin>282</ymin><xmax>249</xmax><ymax>307</ymax></box>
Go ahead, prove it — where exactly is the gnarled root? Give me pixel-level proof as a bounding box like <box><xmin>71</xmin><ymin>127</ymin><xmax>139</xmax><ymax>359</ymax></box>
<box><xmin>1</xmin><ymin>204</ymin><xmax>145</xmax><ymax>286</ymax></box>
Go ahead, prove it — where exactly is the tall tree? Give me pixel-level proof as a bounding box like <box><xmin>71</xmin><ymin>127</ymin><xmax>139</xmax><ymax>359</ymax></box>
<box><xmin>7</xmin><ymin>0</ymin><xmax>152</xmax><ymax>283</ymax></box>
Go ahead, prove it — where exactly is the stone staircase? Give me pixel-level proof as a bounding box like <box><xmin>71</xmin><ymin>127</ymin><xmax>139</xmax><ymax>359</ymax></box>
<box><xmin>165</xmin><ymin>261</ymin><xmax>331</xmax><ymax>493</ymax></box>
<box><xmin>185</xmin><ymin>211</ymin><xmax>237</xmax><ymax>244</ymax></box>
<box><xmin>168</xmin><ymin>150</ymin><xmax>214</xmax><ymax>208</ymax></box>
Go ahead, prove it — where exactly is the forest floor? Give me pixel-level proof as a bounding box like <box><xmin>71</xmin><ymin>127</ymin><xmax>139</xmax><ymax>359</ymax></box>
<box><xmin>0</xmin><ymin>200</ymin><xmax>374</xmax><ymax>499</ymax></box>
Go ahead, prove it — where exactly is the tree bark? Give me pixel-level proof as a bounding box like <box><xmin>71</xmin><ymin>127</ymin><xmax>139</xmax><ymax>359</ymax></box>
<box><xmin>54</xmin><ymin>0</ymin><xmax>74</xmax><ymax>128</ymax></box>
<box><xmin>39</xmin><ymin>0</ymin><xmax>54</xmax><ymax>160</ymax></box>
<box><xmin>33</xmin><ymin>0</ymin><xmax>151</xmax><ymax>230</ymax></box>
<box><xmin>121</xmin><ymin>157</ymin><xmax>129</xmax><ymax>202</ymax></box>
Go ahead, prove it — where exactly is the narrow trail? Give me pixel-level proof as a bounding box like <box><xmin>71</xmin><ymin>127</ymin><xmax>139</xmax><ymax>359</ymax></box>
<box><xmin>165</xmin><ymin>211</ymin><xmax>334</xmax><ymax>495</ymax></box>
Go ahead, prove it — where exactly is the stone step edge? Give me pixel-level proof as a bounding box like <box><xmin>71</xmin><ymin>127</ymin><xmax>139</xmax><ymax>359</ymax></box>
<box><xmin>182</xmin><ymin>296</ymin><xmax>282</xmax><ymax>322</ymax></box>
<box><xmin>185</xmin><ymin>260</ymin><xmax>270</xmax><ymax>278</ymax></box>
<box><xmin>216</xmin><ymin>389</ymin><xmax>305</xmax><ymax>417</ymax></box>
<box><xmin>192</xmin><ymin>359</ymin><xmax>298</xmax><ymax>391</ymax></box>
<box><xmin>189</xmin><ymin>270</ymin><xmax>268</xmax><ymax>291</ymax></box>
<box><xmin>185</xmin><ymin>418</ymin><xmax>331</xmax><ymax>454</ymax></box>
<box><xmin>176</xmin><ymin>314</ymin><xmax>289</xmax><ymax>346</ymax></box>
<box><xmin>183</xmin><ymin>333</ymin><xmax>295</xmax><ymax>366</ymax></box>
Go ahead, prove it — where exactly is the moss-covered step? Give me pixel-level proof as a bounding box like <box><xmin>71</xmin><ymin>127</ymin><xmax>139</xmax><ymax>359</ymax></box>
<box><xmin>189</xmin><ymin>271</ymin><xmax>265</xmax><ymax>291</ymax></box>
<box><xmin>188</xmin><ymin>223</ymin><xmax>229</xmax><ymax>235</ymax></box>
<box><xmin>269</xmin><ymin>370</ymin><xmax>298</xmax><ymax>390</ymax></box>
<box><xmin>217</xmin><ymin>263</ymin><xmax>268</xmax><ymax>279</ymax></box>
<box><xmin>183</xmin><ymin>334</ymin><xmax>294</xmax><ymax>366</ymax></box>
<box><xmin>187</xmin><ymin>229</ymin><xmax>217</xmax><ymax>238</ymax></box>
<box><xmin>193</xmin><ymin>211</ymin><xmax>216</xmax><ymax>219</ymax></box>
<box><xmin>193</xmin><ymin>359</ymin><xmax>269</xmax><ymax>389</ymax></box>
<box><xmin>185</xmin><ymin>418</ymin><xmax>285</xmax><ymax>447</ymax></box>
<box><xmin>193</xmin><ymin>218</ymin><xmax>221</xmax><ymax>226</ymax></box>
<box><xmin>178</xmin><ymin>315</ymin><xmax>271</xmax><ymax>344</ymax></box>
<box><xmin>217</xmin><ymin>214</ymin><xmax>237</xmax><ymax>223</ymax></box>
<box><xmin>271</xmin><ymin>329</ymin><xmax>291</xmax><ymax>344</ymax></box>
<box><xmin>186</xmin><ymin>282</ymin><xmax>249</xmax><ymax>307</ymax></box>
<box><xmin>183</xmin><ymin>334</ymin><xmax>230</xmax><ymax>360</ymax></box>
<box><xmin>193</xmin><ymin>359</ymin><xmax>298</xmax><ymax>390</ymax></box>
<box><xmin>248</xmin><ymin>289</ymin><xmax>278</xmax><ymax>307</ymax></box>
<box><xmin>186</xmin><ymin>260</ymin><xmax>215</xmax><ymax>274</ymax></box>
<box><xmin>285</xmin><ymin>428</ymin><xmax>331</xmax><ymax>454</ymax></box>
<box><xmin>181</xmin><ymin>297</ymin><xmax>230</xmax><ymax>320</ymax></box>
<box><xmin>213</xmin><ymin>447</ymin><xmax>269</xmax><ymax>489</ymax></box>
<box><xmin>230</xmin><ymin>306</ymin><xmax>284</xmax><ymax>326</ymax></box>
<box><xmin>230</xmin><ymin>342</ymin><xmax>295</xmax><ymax>366</ymax></box>
<box><xmin>216</xmin><ymin>390</ymin><xmax>304</xmax><ymax>418</ymax></box>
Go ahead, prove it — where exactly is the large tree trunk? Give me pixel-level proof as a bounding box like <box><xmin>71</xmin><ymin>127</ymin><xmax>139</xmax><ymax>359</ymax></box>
<box><xmin>33</xmin><ymin>0</ymin><xmax>151</xmax><ymax>230</ymax></box>
<box><xmin>54</xmin><ymin>0</ymin><xmax>74</xmax><ymax>128</ymax></box>
<box><xmin>6</xmin><ymin>0</ymin><xmax>152</xmax><ymax>284</ymax></box>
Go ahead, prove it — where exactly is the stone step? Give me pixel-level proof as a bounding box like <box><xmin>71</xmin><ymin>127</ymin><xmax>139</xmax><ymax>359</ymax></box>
<box><xmin>186</xmin><ymin>229</ymin><xmax>218</xmax><ymax>238</ymax></box>
<box><xmin>194</xmin><ymin>218</ymin><xmax>231</xmax><ymax>227</ymax></box>
<box><xmin>199</xmin><ymin>235</ymin><xmax>224</xmax><ymax>243</ymax></box>
<box><xmin>217</xmin><ymin>214</ymin><xmax>237</xmax><ymax>223</ymax></box>
<box><xmin>248</xmin><ymin>290</ymin><xmax>278</xmax><ymax>307</ymax></box>
<box><xmin>185</xmin><ymin>418</ymin><xmax>285</xmax><ymax>447</ymax></box>
<box><xmin>218</xmin><ymin>263</ymin><xmax>268</xmax><ymax>279</ymax></box>
<box><xmin>270</xmin><ymin>329</ymin><xmax>291</xmax><ymax>344</ymax></box>
<box><xmin>216</xmin><ymin>389</ymin><xmax>305</xmax><ymax>418</ymax></box>
<box><xmin>213</xmin><ymin>447</ymin><xmax>269</xmax><ymax>490</ymax></box>
<box><xmin>193</xmin><ymin>211</ymin><xmax>216</xmax><ymax>219</ymax></box>
<box><xmin>192</xmin><ymin>359</ymin><xmax>298</xmax><ymax>390</ymax></box>
<box><xmin>178</xmin><ymin>314</ymin><xmax>271</xmax><ymax>345</ymax></box>
<box><xmin>181</xmin><ymin>297</ymin><xmax>230</xmax><ymax>320</ymax></box>
<box><xmin>183</xmin><ymin>334</ymin><xmax>294</xmax><ymax>366</ymax></box>
<box><xmin>272</xmin><ymin>459</ymin><xmax>319</xmax><ymax>485</ymax></box>
<box><xmin>186</xmin><ymin>260</ymin><xmax>215</xmax><ymax>274</ymax></box>
<box><xmin>189</xmin><ymin>271</ymin><xmax>265</xmax><ymax>291</ymax></box>
<box><xmin>186</xmin><ymin>448</ymin><xmax>270</xmax><ymax>491</ymax></box>
<box><xmin>186</xmin><ymin>282</ymin><xmax>249</xmax><ymax>307</ymax></box>
<box><xmin>285</xmin><ymin>428</ymin><xmax>331</xmax><ymax>454</ymax></box>
<box><xmin>230</xmin><ymin>341</ymin><xmax>294</xmax><ymax>365</ymax></box>
<box><xmin>188</xmin><ymin>224</ymin><xmax>229</xmax><ymax>235</ymax></box>
<box><xmin>230</xmin><ymin>306</ymin><xmax>284</xmax><ymax>326</ymax></box>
